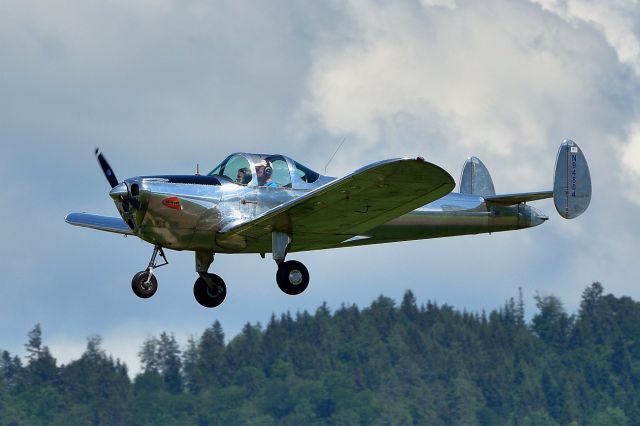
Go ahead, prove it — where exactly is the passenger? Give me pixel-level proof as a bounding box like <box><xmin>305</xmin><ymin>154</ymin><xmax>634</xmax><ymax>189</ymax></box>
<box><xmin>256</xmin><ymin>159</ymin><xmax>280</xmax><ymax>187</ymax></box>
<box><xmin>236</xmin><ymin>168</ymin><xmax>251</xmax><ymax>185</ymax></box>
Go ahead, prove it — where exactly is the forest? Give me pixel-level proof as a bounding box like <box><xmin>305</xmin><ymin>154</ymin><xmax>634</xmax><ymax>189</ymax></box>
<box><xmin>0</xmin><ymin>282</ymin><xmax>638</xmax><ymax>425</ymax></box>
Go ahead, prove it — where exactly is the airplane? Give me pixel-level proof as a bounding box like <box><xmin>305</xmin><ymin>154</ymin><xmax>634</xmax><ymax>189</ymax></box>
<box><xmin>66</xmin><ymin>140</ymin><xmax>591</xmax><ymax>308</ymax></box>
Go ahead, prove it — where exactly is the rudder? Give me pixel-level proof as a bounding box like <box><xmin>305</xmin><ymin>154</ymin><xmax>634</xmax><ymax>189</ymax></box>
<box><xmin>553</xmin><ymin>139</ymin><xmax>591</xmax><ymax>219</ymax></box>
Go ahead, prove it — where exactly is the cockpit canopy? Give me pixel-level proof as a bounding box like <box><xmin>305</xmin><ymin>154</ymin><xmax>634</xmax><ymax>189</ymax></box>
<box><xmin>209</xmin><ymin>153</ymin><xmax>321</xmax><ymax>188</ymax></box>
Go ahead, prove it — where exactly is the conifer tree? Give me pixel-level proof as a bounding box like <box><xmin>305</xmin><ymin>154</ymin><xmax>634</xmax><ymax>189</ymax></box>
<box><xmin>25</xmin><ymin>324</ymin><xmax>43</xmax><ymax>362</ymax></box>
<box><xmin>157</xmin><ymin>332</ymin><xmax>182</xmax><ymax>394</ymax></box>
<box><xmin>531</xmin><ymin>294</ymin><xmax>572</xmax><ymax>348</ymax></box>
<box><xmin>0</xmin><ymin>351</ymin><xmax>22</xmax><ymax>389</ymax></box>
<box><xmin>139</xmin><ymin>337</ymin><xmax>160</xmax><ymax>374</ymax></box>
<box><xmin>400</xmin><ymin>290</ymin><xmax>419</xmax><ymax>320</ymax></box>
<box><xmin>23</xmin><ymin>324</ymin><xmax>58</xmax><ymax>386</ymax></box>
<box><xmin>197</xmin><ymin>321</ymin><xmax>226</xmax><ymax>385</ymax></box>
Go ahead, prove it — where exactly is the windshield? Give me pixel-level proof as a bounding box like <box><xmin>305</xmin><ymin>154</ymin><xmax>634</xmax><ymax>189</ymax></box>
<box><xmin>209</xmin><ymin>154</ymin><xmax>253</xmax><ymax>185</ymax></box>
<box><xmin>209</xmin><ymin>153</ymin><xmax>320</xmax><ymax>187</ymax></box>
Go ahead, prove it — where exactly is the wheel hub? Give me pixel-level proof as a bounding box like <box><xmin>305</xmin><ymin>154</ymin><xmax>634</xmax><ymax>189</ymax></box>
<box><xmin>141</xmin><ymin>277</ymin><xmax>153</xmax><ymax>291</ymax></box>
<box><xmin>206</xmin><ymin>285</ymin><xmax>221</xmax><ymax>298</ymax></box>
<box><xmin>289</xmin><ymin>270</ymin><xmax>303</xmax><ymax>286</ymax></box>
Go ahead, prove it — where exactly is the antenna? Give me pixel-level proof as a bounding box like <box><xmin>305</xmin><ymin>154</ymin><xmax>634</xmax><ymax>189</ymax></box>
<box><xmin>324</xmin><ymin>137</ymin><xmax>346</xmax><ymax>175</ymax></box>
<box><xmin>196</xmin><ymin>163</ymin><xmax>200</xmax><ymax>175</ymax></box>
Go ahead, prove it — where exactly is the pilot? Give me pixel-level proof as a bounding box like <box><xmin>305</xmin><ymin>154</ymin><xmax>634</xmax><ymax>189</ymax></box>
<box><xmin>256</xmin><ymin>159</ymin><xmax>280</xmax><ymax>187</ymax></box>
<box><xmin>236</xmin><ymin>168</ymin><xmax>251</xmax><ymax>185</ymax></box>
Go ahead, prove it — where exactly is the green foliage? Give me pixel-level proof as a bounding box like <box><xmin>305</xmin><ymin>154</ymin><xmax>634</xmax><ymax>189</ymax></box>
<box><xmin>2</xmin><ymin>282</ymin><xmax>640</xmax><ymax>424</ymax></box>
<box><xmin>587</xmin><ymin>407</ymin><xmax>629</xmax><ymax>426</ymax></box>
<box><xmin>531</xmin><ymin>294</ymin><xmax>573</xmax><ymax>348</ymax></box>
<box><xmin>61</xmin><ymin>335</ymin><xmax>131</xmax><ymax>424</ymax></box>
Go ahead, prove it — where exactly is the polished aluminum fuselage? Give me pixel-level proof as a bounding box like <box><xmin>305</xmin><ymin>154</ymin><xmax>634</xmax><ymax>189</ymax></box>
<box><xmin>110</xmin><ymin>175</ymin><xmax>547</xmax><ymax>254</ymax></box>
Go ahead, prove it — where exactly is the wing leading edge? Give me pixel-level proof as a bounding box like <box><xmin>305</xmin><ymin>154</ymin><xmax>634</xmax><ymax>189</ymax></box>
<box><xmin>217</xmin><ymin>158</ymin><xmax>455</xmax><ymax>252</ymax></box>
<box><xmin>65</xmin><ymin>213</ymin><xmax>134</xmax><ymax>235</ymax></box>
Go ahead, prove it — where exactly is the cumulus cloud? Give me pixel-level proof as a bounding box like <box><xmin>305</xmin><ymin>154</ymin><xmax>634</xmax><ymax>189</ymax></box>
<box><xmin>293</xmin><ymin>0</ymin><xmax>640</xmax><ymax>315</ymax></box>
<box><xmin>421</xmin><ymin>0</ymin><xmax>458</xmax><ymax>9</ymax></box>
<box><xmin>298</xmin><ymin>0</ymin><xmax>640</xmax><ymax>197</ymax></box>
<box><xmin>1</xmin><ymin>0</ymin><xmax>639</xmax><ymax>367</ymax></box>
<box><xmin>620</xmin><ymin>123</ymin><xmax>640</xmax><ymax>198</ymax></box>
<box><xmin>534</xmin><ymin>0</ymin><xmax>640</xmax><ymax>75</ymax></box>
<box><xmin>49</xmin><ymin>322</ymin><xmax>187</xmax><ymax>376</ymax></box>
<box><xmin>530</xmin><ymin>0</ymin><xmax>640</xmax><ymax>204</ymax></box>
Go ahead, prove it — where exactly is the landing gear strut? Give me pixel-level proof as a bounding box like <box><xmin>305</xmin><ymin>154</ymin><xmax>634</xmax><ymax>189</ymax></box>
<box><xmin>272</xmin><ymin>231</ymin><xmax>310</xmax><ymax>295</ymax></box>
<box><xmin>131</xmin><ymin>245</ymin><xmax>168</xmax><ymax>299</ymax></box>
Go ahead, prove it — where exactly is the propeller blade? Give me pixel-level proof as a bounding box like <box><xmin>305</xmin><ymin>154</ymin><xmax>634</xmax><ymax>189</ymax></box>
<box><xmin>95</xmin><ymin>148</ymin><xmax>119</xmax><ymax>188</ymax></box>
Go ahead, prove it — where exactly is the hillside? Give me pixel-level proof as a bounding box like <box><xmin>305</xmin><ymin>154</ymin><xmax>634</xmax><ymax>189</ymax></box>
<box><xmin>1</xmin><ymin>282</ymin><xmax>639</xmax><ymax>425</ymax></box>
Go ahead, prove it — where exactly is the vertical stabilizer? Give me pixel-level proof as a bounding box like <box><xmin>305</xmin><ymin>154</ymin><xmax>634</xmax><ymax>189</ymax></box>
<box><xmin>553</xmin><ymin>140</ymin><xmax>591</xmax><ymax>219</ymax></box>
<box><xmin>459</xmin><ymin>157</ymin><xmax>496</xmax><ymax>196</ymax></box>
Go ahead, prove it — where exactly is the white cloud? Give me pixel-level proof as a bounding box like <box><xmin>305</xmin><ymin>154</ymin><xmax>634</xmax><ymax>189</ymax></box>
<box><xmin>299</xmin><ymin>0</ymin><xmax>628</xmax><ymax>191</ymax></box>
<box><xmin>530</xmin><ymin>0</ymin><xmax>640</xmax><ymax>205</ymax></box>
<box><xmin>295</xmin><ymin>0</ymin><xmax>640</xmax><ymax>314</ymax></box>
<box><xmin>47</xmin><ymin>327</ymin><xmax>149</xmax><ymax>377</ymax></box>
<box><xmin>421</xmin><ymin>0</ymin><xmax>457</xmax><ymax>9</ymax></box>
<box><xmin>533</xmin><ymin>0</ymin><xmax>640</xmax><ymax>75</ymax></box>
<box><xmin>48</xmin><ymin>322</ymin><xmax>200</xmax><ymax>377</ymax></box>
<box><xmin>620</xmin><ymin>123</ymin><xmax>640</xmax><ymax>201</ymax></box>
<box><xmin>1</xmin><ymin>0</ymin><xmax>640</xmax><ymax>373</ymax></box>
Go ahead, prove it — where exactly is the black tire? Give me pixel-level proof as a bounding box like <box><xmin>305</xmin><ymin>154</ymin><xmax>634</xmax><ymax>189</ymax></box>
<box><xmin>193</xmin><ymin>273</ymin><xmax>227</xmax><ymax>308</ymax></box>
<box><xmin>276</xmin><ymin>260</ymin><xmax>310</xmax><ymax>295</ymax></box>
<box><xmin>131</xmin><ymin>270</ymin><xmax>158</xmax><ymax>299</ymax></box>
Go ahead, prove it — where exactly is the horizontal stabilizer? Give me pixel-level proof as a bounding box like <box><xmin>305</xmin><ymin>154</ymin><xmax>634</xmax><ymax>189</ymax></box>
<box><xmin>553</xmin><ymin>140</ymin><xmax>591</xmax><ymax>219</ymax></box>
<box><xmin>484</xmin><ymin>191</ymin><xmax>553</xmax><ymax>205</ymax></box>
<box><xmin>459</xmin><ymin>157</ymin><xmax>495</xmax><ymax>196</ymax></box>
<box><xmin>65</xmin><ymin>213</ymin><xmax>134</xmax><ymax>235</ymax></box>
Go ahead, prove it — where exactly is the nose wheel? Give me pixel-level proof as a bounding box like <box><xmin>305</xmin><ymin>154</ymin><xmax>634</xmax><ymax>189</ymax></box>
<box><xmin>276</xmin><ymin>260</ymin><xmax>310</xmax><ymax>295</ymax></box>
<box><xmin>193</xmin><ymin>273</ymin><xmax>227</xmax><ymax>308</ymax></box>
<box><xmin>131</xmin><ymin>270</ymin><xmax>158</xmax><ymax>298</ymax></box>
<box><xmin>131</xmin><ymin>245</ymin><xmax>168</xmax><ymax>300</ymax></box>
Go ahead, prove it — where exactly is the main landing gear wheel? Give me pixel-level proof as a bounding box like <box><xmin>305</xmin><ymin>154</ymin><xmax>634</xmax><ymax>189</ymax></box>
<box><xmin>193</xmin><ymin>273</ymin><xmax>227</xmax><ymax>308</ymax></box>
<box><xmin>276</xmin><ymin>260</ymin><xmax>310</xmax><ymax>295</ymax></box>
<box><xmin>131</xmin><ymin>270</ymin><xmax>158</xmax><ymax>298</ymax></box>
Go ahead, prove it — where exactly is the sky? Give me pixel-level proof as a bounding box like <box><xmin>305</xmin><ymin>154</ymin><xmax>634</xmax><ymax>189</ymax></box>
<box><xmin>1</xmin><ymin>0</ymin><xmax>639</xmax><ymax>375</ymax></box>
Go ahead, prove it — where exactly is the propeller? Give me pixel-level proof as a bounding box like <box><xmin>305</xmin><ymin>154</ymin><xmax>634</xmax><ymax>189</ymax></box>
<box><xmin>95</xmin><ymin>148</ymin><xmax>140</xmax><ymax>211</ymax></box>
<box><xmin>95</xmin><ymin>148</ymin><xmax>119</xmax><ymax>188</ymax></box>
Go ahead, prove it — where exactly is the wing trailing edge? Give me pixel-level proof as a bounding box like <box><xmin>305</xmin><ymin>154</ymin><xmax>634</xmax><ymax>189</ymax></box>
<box><xmin>484</xmin><ymin>191</ymin><xmax>553</xmax><ymax>205</ymax></box>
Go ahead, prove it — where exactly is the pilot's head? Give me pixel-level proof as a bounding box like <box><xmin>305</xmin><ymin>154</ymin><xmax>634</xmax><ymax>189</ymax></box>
<box><xmin>236</xmin><ymin>168</ymin><xmax>251</xmax><ymax>184</ymax></box>
<box><xmin>255</xmin><ymin>159</ymin><xmax>272</xmax><ymax>184</ymax></box>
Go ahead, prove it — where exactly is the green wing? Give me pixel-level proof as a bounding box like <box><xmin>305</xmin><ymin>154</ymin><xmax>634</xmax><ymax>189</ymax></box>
<box><xmin>216</xmin><ymin>158</ymin><xmax>455</xmax><ymax>252</ymax></box>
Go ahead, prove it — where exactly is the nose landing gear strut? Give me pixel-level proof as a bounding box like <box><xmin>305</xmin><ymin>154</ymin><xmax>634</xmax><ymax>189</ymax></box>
<box><xmin>131</xmin><ymin>245</ymin><xmax>168</xmax><ymax>299</ymax></box>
